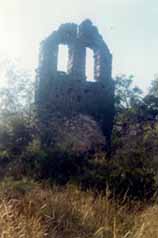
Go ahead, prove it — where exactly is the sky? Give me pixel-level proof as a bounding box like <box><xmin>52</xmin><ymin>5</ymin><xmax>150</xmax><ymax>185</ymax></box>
<box><xmin>0</xmin><ymin>0</ymin><xmax>158</xmax><ymax>92</ymax></box>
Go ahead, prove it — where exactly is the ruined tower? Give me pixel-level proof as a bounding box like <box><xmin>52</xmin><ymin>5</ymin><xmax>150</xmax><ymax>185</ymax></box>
<box><xmin>35</xmin><ymin>20</ymin><xmax>115</xmax><ymax>151</ymax></box>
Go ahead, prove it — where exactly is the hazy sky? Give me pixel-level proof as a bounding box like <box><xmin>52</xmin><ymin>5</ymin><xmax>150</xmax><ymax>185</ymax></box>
<box><xmin>0</xmin><ymin>0</ymin><xmax>158</xmax><ymax>92</ymax></box>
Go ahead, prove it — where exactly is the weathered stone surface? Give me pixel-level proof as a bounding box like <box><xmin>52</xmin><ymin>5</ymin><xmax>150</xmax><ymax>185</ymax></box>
<box><xmin>52</xmin><ymin>114</ymin><xmax>106</xmax><ymax>155</ymax></box>
<box><xmin>35</xmin><ymin>20</ymin><xmax>115</xmax><ymax>152</ymax></box>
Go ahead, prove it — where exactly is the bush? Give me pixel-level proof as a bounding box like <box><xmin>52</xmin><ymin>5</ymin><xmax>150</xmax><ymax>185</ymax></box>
<box><xmin>0</xmin><ymin>112</ymin><xmax>157</xmax><ymax>200</ymax></box>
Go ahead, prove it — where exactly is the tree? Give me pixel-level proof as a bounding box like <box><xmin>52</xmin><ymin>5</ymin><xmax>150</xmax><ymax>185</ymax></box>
<box><xmin>115</xmin><ymin>75</ymin><xmax>143</xmax><ymax>112</ymax></box>
<box><xmin>0</xmin><ymin>60</ymin><xmax>36</xmax><ymax>155</ymax></box>
<box><xmin>149</xmin><ymin>74</ymin><xmax>158</xmax><ymax>97</ymax></box>
<box><xmin>0</xmin><ymin>60</ymin><xmax>35</xmax><ymax>125</ymax></box>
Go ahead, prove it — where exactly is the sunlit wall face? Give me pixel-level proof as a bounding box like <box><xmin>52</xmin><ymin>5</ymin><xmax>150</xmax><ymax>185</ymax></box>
<box><xmin>0</xmin><ymin>0</ymin><xmax>158</xmax><ymax>92</ymax></box>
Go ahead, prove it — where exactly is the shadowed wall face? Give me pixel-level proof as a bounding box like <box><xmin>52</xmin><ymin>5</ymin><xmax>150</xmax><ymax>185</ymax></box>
<box><xmin>36</xmin><ymin>20</ymin><xmax>115</xmax><ymax>151</ymax></box>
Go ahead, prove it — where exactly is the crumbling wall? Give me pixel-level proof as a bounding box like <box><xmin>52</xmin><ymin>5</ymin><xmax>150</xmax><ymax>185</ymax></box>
<box><xmin>35</xmin><ymin>19</ymin><xmax>115</xmax><ymax>152</ymax></box>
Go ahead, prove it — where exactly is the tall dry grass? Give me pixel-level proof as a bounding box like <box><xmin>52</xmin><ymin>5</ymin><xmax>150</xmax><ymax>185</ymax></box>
<box><xmin>0</xmin><ymin>178</ymin><xmax>157</xmax><ymax>238</ymax></box>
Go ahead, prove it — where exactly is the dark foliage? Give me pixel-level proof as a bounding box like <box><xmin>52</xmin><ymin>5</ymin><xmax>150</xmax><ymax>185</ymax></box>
<box><xmin>0</xmin><ymin>67</ymin><xmax>158</xmax><ymax>200</ymax></box>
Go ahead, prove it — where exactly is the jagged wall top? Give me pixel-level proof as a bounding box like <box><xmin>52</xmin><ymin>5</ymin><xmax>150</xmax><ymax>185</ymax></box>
<box><xmin>38</xmin><ymin>19</ymin><xmax>112</xmax><ymax>82</ymax></box>
<box><xmin>35</xmin><ymin>20</ymin><xmax>114</xmax><ymax>150</ymax></box>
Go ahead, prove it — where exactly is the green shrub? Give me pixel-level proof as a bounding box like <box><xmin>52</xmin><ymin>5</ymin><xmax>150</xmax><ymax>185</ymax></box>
<box><xmin>0</xmin><ymin>113</ymin><xmax>157</xmax><ymax>200</ymax></box>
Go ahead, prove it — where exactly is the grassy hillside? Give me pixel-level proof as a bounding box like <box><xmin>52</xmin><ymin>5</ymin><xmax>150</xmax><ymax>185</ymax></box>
<box><xmin>0</xmin><ymin>178</ymin><xmax>157</xmax><ymax>238</ymax></box>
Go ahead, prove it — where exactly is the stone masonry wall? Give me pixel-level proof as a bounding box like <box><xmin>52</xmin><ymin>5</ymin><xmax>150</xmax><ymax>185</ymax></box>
<box><xmin>35</xmin><ymin>19</ymin><xmax>115</xmax><ymax>151</ymax></box>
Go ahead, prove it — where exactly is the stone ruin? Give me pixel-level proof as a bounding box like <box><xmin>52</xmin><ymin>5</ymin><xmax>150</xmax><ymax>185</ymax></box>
<box><xmin>35</xmin><ymin>19</ymin><xmax>115</xmax><ymax>153</ymax></box>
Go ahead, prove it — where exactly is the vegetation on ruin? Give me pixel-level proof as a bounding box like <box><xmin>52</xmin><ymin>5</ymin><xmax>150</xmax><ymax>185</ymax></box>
<box><xmin>0</xmin><ymin>62</ymin><xmax>158</xmax><ymax>237</ymax></box>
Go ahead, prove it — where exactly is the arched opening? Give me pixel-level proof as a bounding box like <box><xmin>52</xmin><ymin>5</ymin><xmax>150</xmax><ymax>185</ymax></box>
<box><xmin>86</xmin><ymin>48</ymin><xmax>95</xmax><ymax>81</ymax></box>
<box><xmin>57</xmin><ymin>44</ymin><xmax>69</xmax><ymax>73</ymax></box>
